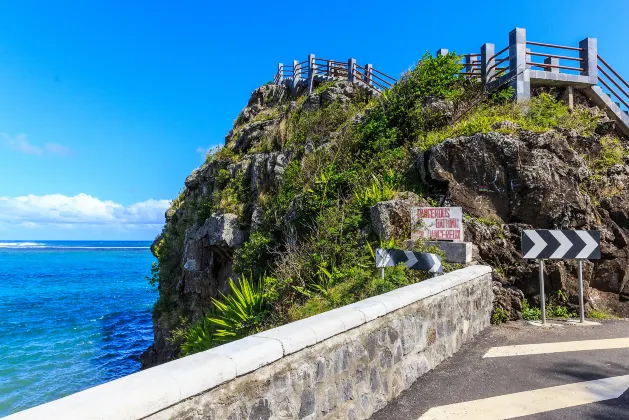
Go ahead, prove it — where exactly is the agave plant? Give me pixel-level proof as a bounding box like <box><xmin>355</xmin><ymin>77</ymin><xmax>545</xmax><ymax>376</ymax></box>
<box><xmin>206</xmin><ymin>275</ymin><xmax>269</xmax><ymax>343</ymax></box>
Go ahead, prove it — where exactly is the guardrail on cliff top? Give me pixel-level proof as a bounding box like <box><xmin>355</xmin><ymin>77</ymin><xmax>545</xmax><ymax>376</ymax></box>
<box><xmin>273</xmin><ymin>55</ymin><xmax>397</xmax><ymax>94</ymax></box>
<box><xmin>274</xmin><ymin>28</ymin><xmax>629</xmax><ymax>134</ymax></box>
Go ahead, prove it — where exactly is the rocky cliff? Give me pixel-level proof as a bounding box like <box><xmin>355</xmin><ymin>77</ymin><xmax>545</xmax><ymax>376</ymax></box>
<box><xmin>141</xmin><ymin>54</ymin><xmax>629</xmax><ymax>368</ymax></box>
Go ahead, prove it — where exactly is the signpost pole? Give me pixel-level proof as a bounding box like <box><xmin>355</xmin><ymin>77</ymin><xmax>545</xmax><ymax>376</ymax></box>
<box><xmin>381</xmin><ymin>267</ymin><xmax>385</xmax><ymax>280</ymax></box>
<box><xmin>578</xmin><ymin>260</ymin><xmax>585</xmax><ymax>323</ymax></box>
<box><xmin>539</xmin><ymin>259</ymin><xmax>546</xmax><ymax>325</ymax></box>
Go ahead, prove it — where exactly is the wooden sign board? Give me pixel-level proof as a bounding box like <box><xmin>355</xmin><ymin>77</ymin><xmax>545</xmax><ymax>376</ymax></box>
<box><xmin>411</xmin><ymin>207</ymin><xmax>463</xmax><ymax>241</ymax></box>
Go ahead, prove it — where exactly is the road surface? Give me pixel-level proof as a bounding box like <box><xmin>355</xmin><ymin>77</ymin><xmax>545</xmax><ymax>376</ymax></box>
<box><xmin>372</xmin><ymin>319</ymin><xmax>629</xmax><ymax>420</ymax></box>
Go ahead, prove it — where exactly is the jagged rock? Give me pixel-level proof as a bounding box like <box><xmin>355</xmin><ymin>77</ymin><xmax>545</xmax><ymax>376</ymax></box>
<box><xmin>422</xmin><ymin>96</ymin><xmax>453</xmax><ymax>120</ymax></box>
<box><xmin>492</xmin><ymin>279</ymin><xmax>525</xmax><ymax>320</ymax></box>
<box><xmin>596</xmin><ymin>119</ymin><xmax>616</xmax><ymax>135</ymax></box>
<box><xmin>426</xmin><ymin>131</ymin><xmax>593</xmax><ymax>227</ymax></box>
<box><xmin>370</xmin><ymin>192</ymin><xmax>428</xmax><ymax>240</ymax></box>
<box><xmin>231</xmin><ymin>119</ymin><xmax>277</xmax><ymax>153</ymax></box>
<box><xmin>200</xmin><ymin>213</ymin><xmax>244</xmax><ymax>249</ymax></box>
<box><xmin>320</xmin><ymin>82</ymin><xmax>355</xmax><ymax>107</ymax></box>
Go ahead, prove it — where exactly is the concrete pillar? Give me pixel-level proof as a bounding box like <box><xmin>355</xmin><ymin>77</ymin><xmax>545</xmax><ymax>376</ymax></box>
<box><xmin>481</xmin><ymin>43</ymin><xmax>495</xmax><ymax>84</ymax></box>
<box><xmin>365</xmin><ymin>64</ymin><xmax>373</xmax><ymax>86</ymax></box>
<box><xmin>307</xmin><ymin>54</ymin><xmax>315</xmax><ymax>95</ymax></box>
<box><xmin>348</xmin><ymin>58</ymin><xmax>356</xmax><ymax>83</ymax></box>
<box><xmin>544</xmin><ymin>56</ymin><xmax>559</xmax><ymax>74</ymax></box>
<box><xmin>509</xmin><ymin>27</ymin><xmax>530</xmax><ymax>101</ymax></box>
<box><xmin>436</xmin><ymin>48</ymin><xmax>449</xmax><ymax>56</ymax></box>
<box><xmin>579</xmin><ymin>37</ymin><xmax>598</xmax><ymax>84</ymax></box>
<box><xmin>293</xmin><ymin>59</ymin><xmax>299</xmax><ymax>90</ymax></box>
<box><xmin>277</xmin><ymin>63</ymin><xmax>283</xmax><ymax>85</ymax></box>
<box><xmin>327</xmin><ymin>59</ymin><xmax>332</xmax><ymax>77</ymax></box>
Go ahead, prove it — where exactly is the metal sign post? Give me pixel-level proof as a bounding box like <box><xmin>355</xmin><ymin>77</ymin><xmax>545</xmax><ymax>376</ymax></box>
<box><xmin>539</xmin><ymin>259</ymin><xmax>546</xmax><ymax>324</ymax></box>
<box><xmin>522</xmin><ymin>230</ymin><xmax>600</xmax><ymax>324</ymax></box>
<box><xmin>578</xmin><ymin>260</ymin><xmax>585</xmax><ymax>323</ymax></box>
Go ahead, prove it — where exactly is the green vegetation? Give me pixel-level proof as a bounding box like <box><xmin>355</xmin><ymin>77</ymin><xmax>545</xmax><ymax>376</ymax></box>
<box><xmin>151</xmin><ymin>51</ymin><xmax>627</xmax><ymax>356</ymax></box>
<box><xmin>587</xmin><ymin>309</ymin><xmax>618</xmax><ymax>320</ymax></box>
<box><xmin>491</xmin><ymin>307</ymin><xmax>509</xmax><ymax>325</ymax></box>
<box><xmin>521</xmin><ymin>299</ymin><xmax>542</xmax><ymax>321</ymax></box>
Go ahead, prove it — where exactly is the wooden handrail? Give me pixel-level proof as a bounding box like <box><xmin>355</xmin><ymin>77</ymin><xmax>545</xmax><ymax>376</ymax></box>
<box><xmin>528</xmin><ymin>51</ymin><xmax>583</xmax><ymax>62</ymax></box>
<box><xmin>527</xmin><ymin>62</ymin><xmax>583</xmax><ymax>72</ymax></box>
<box><xmin>526</xmin><ymin>41</ymin><xmax>582</xmax><ymax>51</ymax></box>
<box><xmin>486</xmin><ymin>56</ymin><xmax>509</xmax><ymax>73</ymax></box>
<box><xmin>598</xmin><ymin>65</ymin><xmax>629</xmax><ymax>102</ymax></box>
<box><xmin>599</xmin><ymin>78</ymin><xmax>629</xmax><ymax>110</ymax></box>
<box><xmin>598</xmin><ymin>55</ymin><xmax>629</xmax><ymax>91</ymax></box>
<box><xmin>487</xmin><ymin>45</ymin><xmax>509</xmax><ymax>62</ymax></box>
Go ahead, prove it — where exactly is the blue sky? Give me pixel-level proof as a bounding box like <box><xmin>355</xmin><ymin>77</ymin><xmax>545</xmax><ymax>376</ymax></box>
<box><xmin>0</xmin><ymin>0</ymin><xmax>627</xmax><ymax>240</ymax></box>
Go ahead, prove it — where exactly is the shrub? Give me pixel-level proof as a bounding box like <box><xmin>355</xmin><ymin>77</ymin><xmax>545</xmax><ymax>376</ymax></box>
<box><xmin>521</xmin><ymin>299</ymin><xmax>542</xmax><ymax>321</ymax></box>
<box><xmin>491</xmin><ymin>307</ymin><xmax>509</xmax><ymax>325</ymax></box>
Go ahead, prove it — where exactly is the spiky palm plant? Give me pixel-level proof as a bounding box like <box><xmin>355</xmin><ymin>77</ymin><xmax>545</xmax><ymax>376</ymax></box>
<box><xmin>206</xmin><ymin>275</ymin><xmax>269</xmax><ymax>343</ymax></box>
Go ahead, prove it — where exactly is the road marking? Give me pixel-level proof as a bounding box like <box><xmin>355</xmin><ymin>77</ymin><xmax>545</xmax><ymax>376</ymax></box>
<box><xmin>419</xmin><ymin>374</ymin><xmax>629</xmax><ymax>419</ymax></box>
<box><xmin>483</xmin><ymin>337</ymin><xmax>629</xmax><ymax>358</ymax></box>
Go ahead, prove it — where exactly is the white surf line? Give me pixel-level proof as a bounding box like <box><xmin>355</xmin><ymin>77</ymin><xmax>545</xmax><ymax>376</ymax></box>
<box><xmin>419</xmin><ymin>374</ymin><xmax>629</xmax><ymax>420</ymax></box>
<box><xmin>484</xmin><ymin>337</ymin><xmax>629</xmax><ymax>358</ymax></box>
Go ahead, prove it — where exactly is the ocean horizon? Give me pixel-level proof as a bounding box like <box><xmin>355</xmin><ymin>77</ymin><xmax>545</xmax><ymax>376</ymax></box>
<box><xmin>0</xmin><ymin>240</ymin><xmax>157</xmax><ymax>416</ymax></box>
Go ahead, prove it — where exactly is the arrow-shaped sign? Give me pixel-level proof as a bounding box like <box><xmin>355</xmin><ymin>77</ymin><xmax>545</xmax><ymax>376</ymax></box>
<box><xmin>576</xmin><ymin>230</ymin><xmax>599</xmax><ymax>259</ymax></box>
<box><xmin>522</xmin><ymin>230</ymin><xmax>600</xmax><ymax>260</ymax></box>
<box><xmin>376</xmin><ymin>249</ymin><xmax>443</xmax><ymax>273</ymax></box>
<box><xmin>522</xmin><ymin>230</ymin><xmax>547</xmax><ymax>259</ymax></box>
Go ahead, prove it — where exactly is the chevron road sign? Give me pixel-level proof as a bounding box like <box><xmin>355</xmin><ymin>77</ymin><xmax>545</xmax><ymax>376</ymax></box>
<box><xmin>375</xmin><ymin>248</ymin><xmax>442</xmax><ymax>273</ymax></box>
<box><xmin>522</xmin><ymin>230</ymin><xmax>601</xmax><ymax>260</ymax></box>
<box><xmin>521</xmin><ymin>229</ymin><xmax>600</xmax><ymax>325</ymax></box>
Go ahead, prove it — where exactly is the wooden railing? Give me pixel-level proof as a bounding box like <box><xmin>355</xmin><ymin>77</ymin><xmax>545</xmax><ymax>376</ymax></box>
<box><xmin>274</xmin><ymin>55</ymin><xmax>397</xmax><ymax>93</ymax></box>
<box><xmin>597</xmin><ymin>55</ymin><xmax>629</xmax><ymax>111</ymax></box>
<box><xmin>273</xmin><ymin>28</ymin><xmax>629</xmax><ymax>121</ymax></box>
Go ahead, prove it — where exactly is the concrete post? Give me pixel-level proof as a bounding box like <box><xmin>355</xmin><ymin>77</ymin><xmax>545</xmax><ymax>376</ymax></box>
<box><xmin>481</xmin><ymin>43</ymin><xmax>495</xmax><ymax>84</ymax></box>
<box><xmin>293</xmin><ymin>59</ymin><xmax>299</xmax><ymax>90</ymax></box>
<box><xmin>436</xmin><ymin>48</ymin><xmax>448</xmax><ymax>56</ymax></box>
<box><xmin>277</xmin><ymin>63</ymin><xmax>283</xmax><ymax>85</ymax></box>
<box><xmin>579</xmin><ymin>37</ymin><xmax>598</xmax><ymax>84</ymax></box>
<box><xmin>348</xmin><ymin>58</ymin><xmax>356</xmax><ymax>83</ymax></box>
<box><xmin>365</xmin><ymin>64</ymin><xmax>373</xmax><ymax>86</ymax></box>
<box><xmin>307</xmin><ymin>54</ymin><xmax>315</xmax><ymax>95</ymax></box>
<box><xmin>509</xmin><ymin>27</ymin><xmax>530</xmax><ymax>101</ymax></box>
<box><xmin>327</xmin><ymin>59</ymin><xmax>332</xmax><ymax>77</ymax></box>
<box><xmin>544</xmin><ymin>56</ymin><xmax>559</xmax><ymax>74</ymax></box>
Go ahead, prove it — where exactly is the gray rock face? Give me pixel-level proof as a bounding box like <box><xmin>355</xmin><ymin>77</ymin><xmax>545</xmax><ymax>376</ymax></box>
<box><xmin>370</xmin><ymin>192</ymin><xmax>428</xmax><ymax>240</ymax></box>
<box><xmin>427</xmin><ymin>131</ymin><xmax>592</xmax><ymax>228</ymax></box>
<box><xmin>424</xmin><ymin>130</ymin><xmax>629</xmax><ymax>316</ymax></box>
<box><xmin>201</xmin><ymin>213</ymin><xmax>245</xmax><ymax>249</ymax></box>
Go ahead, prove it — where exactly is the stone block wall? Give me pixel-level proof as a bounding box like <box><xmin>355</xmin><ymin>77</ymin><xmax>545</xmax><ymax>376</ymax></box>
<box><xmin>6</xmin><ymin>266</ymin><xmax>492</xmax><ymax>420</ymax></box>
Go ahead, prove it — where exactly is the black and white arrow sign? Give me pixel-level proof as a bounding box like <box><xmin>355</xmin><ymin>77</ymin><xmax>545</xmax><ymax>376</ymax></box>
<box><xmin>376</xmin><ymin>248</ymin><xmax>442</xmax><ymax>273</ymax></box>
<box><xmin>522</xmin><ymin>230</ymin><xmax>600</xmax><ymax>260</ymax></box>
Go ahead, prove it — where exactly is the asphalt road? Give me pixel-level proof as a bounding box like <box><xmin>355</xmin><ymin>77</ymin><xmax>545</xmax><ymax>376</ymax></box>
<box><xmin>371</xmin><ymin>320</ymin><xmax>629</xmax><ymax>420</ymax></box>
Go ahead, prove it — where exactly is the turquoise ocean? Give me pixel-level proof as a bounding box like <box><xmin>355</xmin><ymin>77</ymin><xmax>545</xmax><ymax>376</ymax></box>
<box><xmin>0</xmin><ymin>240</ymin><xmax>157</xmax><ymax>417</ymax></box>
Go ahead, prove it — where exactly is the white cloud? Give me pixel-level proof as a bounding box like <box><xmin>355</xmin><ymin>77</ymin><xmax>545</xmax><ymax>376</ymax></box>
<box><xmin>0</xmin><ymin>193</ymin><xmax>170</xmax><ymax>229</ymax></box>
<box><xmin>2</xmin><ymin>133</ymin><xmax>73</xmax><ymax>157</ymax></box>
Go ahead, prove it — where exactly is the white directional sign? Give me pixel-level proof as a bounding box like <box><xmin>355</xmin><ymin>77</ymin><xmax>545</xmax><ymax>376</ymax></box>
<box><xmin>521</xmin><ymin>230</ymin><xmax>600</xmax><ymax>259</ymax></box>
<box><xmin>375</xmin><ymin>248</ymin><xmax>442</xmax><ymax>273</ymax></box>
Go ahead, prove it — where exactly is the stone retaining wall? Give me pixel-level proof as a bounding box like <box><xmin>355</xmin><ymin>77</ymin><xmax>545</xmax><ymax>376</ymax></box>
<box><xmin>6</xmin><ymin>265</ymin><xmax>492</xmax><ymax>420</ymax></box>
